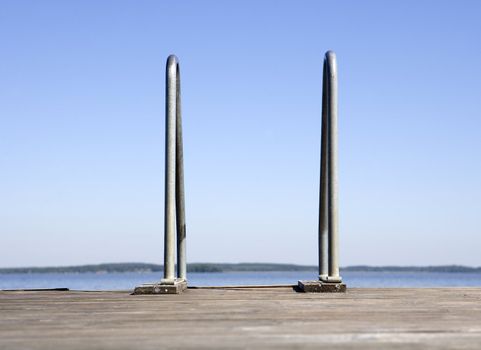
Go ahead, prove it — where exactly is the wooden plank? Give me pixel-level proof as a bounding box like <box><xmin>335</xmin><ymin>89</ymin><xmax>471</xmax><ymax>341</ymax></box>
<box><xmin>1</xmin><ymin>288</ymin><xmax>481</xmax><ymax>349</ymax></box>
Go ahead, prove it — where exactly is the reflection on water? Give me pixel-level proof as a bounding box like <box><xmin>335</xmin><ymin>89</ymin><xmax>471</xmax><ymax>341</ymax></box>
<box><xmin>1</xmin><ymin>271</ymin><xmax>481</xmax><ymax>291</ymax></box>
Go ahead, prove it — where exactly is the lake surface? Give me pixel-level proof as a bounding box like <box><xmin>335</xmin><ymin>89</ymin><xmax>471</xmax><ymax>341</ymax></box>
<box><xmin>2</xmin><ymin>271</ymin><xmax>481</xmax><ymax>291</ymax></box>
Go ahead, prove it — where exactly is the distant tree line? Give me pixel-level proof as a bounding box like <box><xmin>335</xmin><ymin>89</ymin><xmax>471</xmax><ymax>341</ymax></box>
<box><xmin>342</xmin><ymin>265</ymin><xmax>481</xmax><ymax>273</ymax></box>
<box><xmin>0</xmin><ymin>263</ymin><xmax>316</xmax><ymax>274</ymax></box>
<box><xmin>0</xmin><ymin>263</ymin><xmax>479</xmax><ymax>274</ymax></box>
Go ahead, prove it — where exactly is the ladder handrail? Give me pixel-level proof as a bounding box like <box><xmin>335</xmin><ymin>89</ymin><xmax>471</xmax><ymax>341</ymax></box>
<box><xmin>162</xmin><ymin>55</ymin><xmax>186</xmax><ymax>284</ymax></box>
<box><xmin>319</xmin><ymin>51</ymin><xmax>342</xmax><ymax>283</ymax></box>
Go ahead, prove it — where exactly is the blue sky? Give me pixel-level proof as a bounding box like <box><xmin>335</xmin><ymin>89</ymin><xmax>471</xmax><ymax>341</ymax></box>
<box><xmin>1</xmin><ymin>0</ymin><xmax>480</xmax><ymax>267</ymax></box>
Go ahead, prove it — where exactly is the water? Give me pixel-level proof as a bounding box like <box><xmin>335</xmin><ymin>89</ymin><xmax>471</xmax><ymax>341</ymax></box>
<box><xmin>2</xmin><ymin>271</ymin><xmax>481</xmax><ymax>291</ymax></box>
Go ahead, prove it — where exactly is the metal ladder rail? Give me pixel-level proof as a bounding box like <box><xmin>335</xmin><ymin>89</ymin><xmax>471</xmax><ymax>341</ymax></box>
<box><xmin>162</xmin><ymin>54</ymin><xmax>186</xmax><ymax>284</ymax></box>
<box><xmin>319</xmin><ymin>51</ymin><xmax>342</xmax><ymax>283</ymax></box>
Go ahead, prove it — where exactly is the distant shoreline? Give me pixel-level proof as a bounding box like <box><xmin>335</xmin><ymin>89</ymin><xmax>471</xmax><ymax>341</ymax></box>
<box><xmin>1</xmin><ymin>263</ymin><xmax>480</xmax><ymax>274</ymax></box>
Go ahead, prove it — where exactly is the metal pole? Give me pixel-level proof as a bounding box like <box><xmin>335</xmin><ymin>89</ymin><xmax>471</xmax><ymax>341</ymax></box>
<box><xmin>175</xmin><ymin>61</ymin><xmax>187</xmax><ymax>281</ymax></box>
<box><xmin>326</xmin><ymin>51</ymin><xmax>341</xmax><ymax>282</ymax></box>
<box><xmin>163</xmin><ymin>55</ymin><xmax>177</xmax><ymax>282</ymax></box>
<box><xmin>319</xmin><ymin>57</ymin><xmax>329</xmax><ymax>281</ymax></box>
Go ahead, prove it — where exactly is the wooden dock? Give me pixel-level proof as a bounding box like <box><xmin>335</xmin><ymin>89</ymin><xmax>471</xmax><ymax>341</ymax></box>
<box><xmin>1</xmin><ymin>287</ymin><xmax>481</xmax><ymax>349</ymax></box>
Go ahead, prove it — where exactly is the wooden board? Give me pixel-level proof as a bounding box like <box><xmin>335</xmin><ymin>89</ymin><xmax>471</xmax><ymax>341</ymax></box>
<box><xmin>1</xmin><ymin>287</ymin><xmax>481</xmax><ymax>349</ymax></box>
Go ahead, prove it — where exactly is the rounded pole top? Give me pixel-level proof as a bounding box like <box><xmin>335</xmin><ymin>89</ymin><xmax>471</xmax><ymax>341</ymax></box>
<box><xmin>324</xmin><ymin>51</ymin><xmax>337</xmax><ymax>75</ymax></box>
<box><xmin>166</xmin><ymin>55</ymin><xmax>180</xmax><ymax>73</ymax></box>
<box><xmin>167</xmin><ymin>54</ymin><xmax>179</xmax><ymax>65</ymax></box>
<box><xmin>325</xmin><ymin>50</ymin><xmax>336</xmax><ymax>61</ymax></box>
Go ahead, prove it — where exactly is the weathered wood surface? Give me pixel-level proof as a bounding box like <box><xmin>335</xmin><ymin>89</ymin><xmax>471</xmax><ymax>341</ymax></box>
<box><xmin>1</xmin><ymin>287</ymin><xmax>481</xmax><ymax>349</ymax></box>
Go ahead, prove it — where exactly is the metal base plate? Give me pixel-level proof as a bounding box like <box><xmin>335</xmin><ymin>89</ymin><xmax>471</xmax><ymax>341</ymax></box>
<box><xmin>297</xmin><ymin>280</ymin><xmax>346</xmax><ymax>293</ymax></box>
<box><xmin>133</xmin><ymin>281</ymin><xmax>187</xmax><ymax>295</ymax></box>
